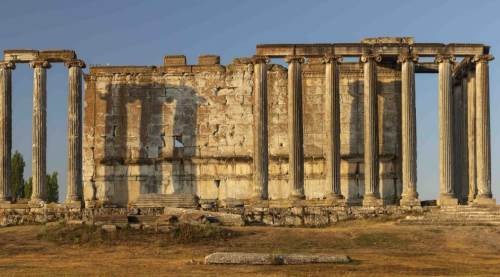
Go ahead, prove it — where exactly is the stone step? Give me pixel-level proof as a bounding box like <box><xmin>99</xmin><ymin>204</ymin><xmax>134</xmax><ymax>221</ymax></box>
<box><xmin>132</xmin><ymin>193</ymin><xmax>199</xmax><ymax>208</ymax></box>
<box><xmin>399</xmin><ymin>219</ymin><xmax>500</xmax><ymax>226</ymax></box>
<box><xmin>409</xmin><ymin>214</ymin><xmax>500</xmax><ymax>218</ymax></box>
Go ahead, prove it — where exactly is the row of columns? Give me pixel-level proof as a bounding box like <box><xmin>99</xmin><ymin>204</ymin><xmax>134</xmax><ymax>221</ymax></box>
<box><xmin>251</xmin><ymin>52</ymin><xmax>495</xmax><ymax>206</ymax></box>
<box><xmin>0</xmin><ymin>59</ymin><xmax>85</xmax><ymax>206</ymax></box>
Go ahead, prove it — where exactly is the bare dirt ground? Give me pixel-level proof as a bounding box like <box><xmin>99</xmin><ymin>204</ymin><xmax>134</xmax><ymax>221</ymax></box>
<box><xmin>1</xmin><ymin>219</ymin><xmax>500</xmax><ymax>276</ymax></box>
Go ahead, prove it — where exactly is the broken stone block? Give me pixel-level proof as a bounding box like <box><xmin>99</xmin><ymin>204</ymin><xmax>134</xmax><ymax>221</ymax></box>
<box><xmin>164</xmin><ymin>55</ymin><xmax>187</xmax><ymax>66</ymax></box>
<box><xmin>198</xmin><ymin>55</ymin><xmax>220</xmax><ymax>65</ymax></box>
<box><xmin>101</xmin><ymin>224</ymin><xmax>117</xmax><ymax>232</ymax></box>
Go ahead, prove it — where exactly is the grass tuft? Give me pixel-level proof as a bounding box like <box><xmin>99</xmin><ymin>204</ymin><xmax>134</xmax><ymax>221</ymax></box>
<box><xmin>37</xmin><ymin>222</ymin><xmax>238</xmax><ymax>246</ymax></box>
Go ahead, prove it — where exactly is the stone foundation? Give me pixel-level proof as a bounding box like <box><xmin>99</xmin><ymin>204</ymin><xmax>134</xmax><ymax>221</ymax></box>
<box><xmin>0</xmin><ymin>202</ymin><xmax>426</xmax><ymax>227</ymax></box>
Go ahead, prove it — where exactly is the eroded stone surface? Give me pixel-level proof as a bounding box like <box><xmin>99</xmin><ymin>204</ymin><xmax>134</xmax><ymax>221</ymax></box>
<box><xmin>204</xmin><ymin>252</ymin><xmax>351</xmax><ymax>265</ymax></box>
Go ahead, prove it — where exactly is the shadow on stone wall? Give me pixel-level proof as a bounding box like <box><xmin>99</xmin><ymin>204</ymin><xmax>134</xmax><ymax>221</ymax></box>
<box><xmin>98</xmin><ymin>83</ymin><xmax>205</xmax><ymax>206</ymax></box>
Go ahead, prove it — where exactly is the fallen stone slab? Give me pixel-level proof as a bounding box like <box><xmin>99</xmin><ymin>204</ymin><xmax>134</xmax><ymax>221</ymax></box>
<box><xmin>204</xmin><ymin>252</ymin><xmax>351</xmax><ymax>265</ymax></box>
<box><xmin>163</xmin><ymin>208</ymin><xmax>244</xmax><ymax>226</ymax></box>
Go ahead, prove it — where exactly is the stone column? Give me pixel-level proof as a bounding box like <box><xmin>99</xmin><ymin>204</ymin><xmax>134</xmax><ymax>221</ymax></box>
<box><xmin>361</xmin><ymin>54</ymin><xmax>382</xmax><ymax>206</ymax></box>
<box><xmin>436</xmin><ymin>55</ymin><xmax>457</xmax><ymax>206</ymax></box>
<box><xmin>65</xmin><ymin>60</ymin><xmax>85</xmax><ymax>204</ymax></box>
<box><xmin>460</xmin><ymin>75</ymin><xmax>469</xmax><ymax>202</ymax></box>
<box><xmin>322</xmin><ymin>55</ymin><xmax>344</xmax><ymax>202</ymax></box>
<box><xmin>474</xmin><ymin>54</ymin><xmax>496</xmax><ymax>205</ymax></box>
<box><xmin>251</xmin><ymin>56</ymin><xmax>269</xmax><ymax>200</ymax></box>
<box><xmin>0</xmin><ymin>61</ymin><xmax>15</xmax><ymax>203</ymax></box>
<box><xmin>285</xmin><ymin>56</ymin><xmax>305</xmax><ymax>200</ymax></box>
<box><xmin>30</xmin><ymin>60</ymin><xmax>50</xmax><ymax>205</ymax></box>
<box><xmin>466</xmin><ymin>69</ymin><xmax>477</xmax><ymax>203</ymax></box>
<box><xmin>398</xmin><ymin>54</ymin><xmax>420</xmax><ymax>206</ymax></box>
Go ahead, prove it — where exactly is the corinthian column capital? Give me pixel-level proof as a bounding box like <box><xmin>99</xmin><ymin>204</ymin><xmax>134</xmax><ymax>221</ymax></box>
<box><xmin>435</xmin><ymin>55</ymin><xmax>455</xmax><ymax>64</ymax></box>
<box><xmin>360</xmin><ymin>54</ymin><xmax>382</xmax><ymax>63</ymax></box>
<box><xmin>0</xmin><ymin>61</ymin><xmax>15</xmax><ymax>70</ymax></box>
<box><xmin>321</xmin><ymin>55</ymin><xmax>342</xmax><ymax>64</ymax></box>
<box><xmin>65</xmin><ymin>59</ymin><xmax>86</xmax><ymax>69</ymax></box>
<box><xmin>30</xmin><ymin>60</ymin><xmax>51</xmax><ymax>69</ymax></box>
<box><xmin>284</xmin><ymin>56</ymin><xmax>305</xmax><ymax>64</ymax></box>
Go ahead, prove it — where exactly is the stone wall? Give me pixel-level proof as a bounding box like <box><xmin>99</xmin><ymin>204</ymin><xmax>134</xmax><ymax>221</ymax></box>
<box><xmin>83</xmin><ymin>57</ymin><xmax>402</xmax><ymax>207</ymax></box>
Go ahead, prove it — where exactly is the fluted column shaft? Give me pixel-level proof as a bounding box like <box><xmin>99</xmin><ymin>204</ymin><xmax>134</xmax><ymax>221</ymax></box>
<box><xmin>251</xmin><ymin>56</ymin><xmax>269</xmax><ymax>200</ymax></box>
<box><xmin>66</xmin><ymin>60</ymin><xmax>85</xmax><ymax>203</ymax></box>
<box><xmin>30</xmin><ymin>60</ymin><xmax>50</xmax><ymax>204</ymax></box>
<box><xmin>466</xmin><ymin>69</ymin><xmax>477</xmax><ymax>202</ymax></box>
<box><xmin>361</xmin><ymin>54</ymin><xmax>381</xmax><ymax>206</ymax></box>
<box><xmin>0</xmin><ymin>62</ymin><xmax>14</xmax><ymax>203</ymax></box>
<box><xmin>322</xmin><ymin>55</ymin><xmax>343</xmax><ymax>201</ymax></box>
<box><xmin>285</xmin><ymin>56</ymin><xmax>305</xmax><ymax>200</ymax></box>
<box><xmin>399</xmin><ymin>55</ymin><xmax>419</xmax><ymax>206</ymax></box>
<box><xmin>436</xmin><ymin>56</ymin><xmax>457</xmax><ymax>205</ymax></box>
<box><xmin>460</xmin><ymin>76</ymin><xmax>469</xmax><ymax>202</ymax></box>
<box><xmin>474</xmin><ymin>55</ymin><xmax>495</xmax><ymax>204</ymax></box>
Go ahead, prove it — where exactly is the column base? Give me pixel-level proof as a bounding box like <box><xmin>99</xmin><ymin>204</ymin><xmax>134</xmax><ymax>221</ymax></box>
<box><xmin>400</xmin><ymin>195</ymin><xmax>421</xmax><ymax>207</ymax></box>
<box><xmin>326</xmin><ymin>193</ymin><xmax>345</xmax><ymax>206</ymax></box>
<box><xmin>437</xmin><ymin>194</ymin><xmax>458</xmax><ymax>206</ymax></box>
<box><xmin>0</xmin><ymin>199</ymin><xmax>12</xmax><ymax>208</ymax></box>
<box><xmin>64</xmin><ymin>199</ymin><xmax>83</xmax><ymax>208</ymax></box>
<box><xmin>28</xmin><ymin>198</ymin><xmax>45</xmax><ymax>208</ymax></box>
<box><xmin>362</xmin><ymin>194</ymin><xmax>383</xmax><ymax>207</ymax></box>
<box><xmin>289</xmin><ymin>194</ymin><xmax>305</xmax><ymax>201</ymax></box>
<box><xmin>245</xmin><ymin>197</ymin><xmax>269</xmax><ymax>207</ymax></box>
<box><xmin>345</xmin><ymin>197</ymin><xmax>362</xmax><ymax>206</ymax></box>
<box><xmin>473</xmin><ymin>195</ymin><xmax>497</xmax><ymax>206</ymax></box>
<box><xmin>0</xmin><ymin>198</ymin><xmax>12</xmax><ymax>204</ymax></box>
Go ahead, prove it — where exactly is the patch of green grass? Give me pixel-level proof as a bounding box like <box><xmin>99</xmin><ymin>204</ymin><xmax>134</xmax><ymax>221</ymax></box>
<box><xmin>353</xmin><ymin>232</ymin><xmax>409</xmax><ymax>249</ymax></box>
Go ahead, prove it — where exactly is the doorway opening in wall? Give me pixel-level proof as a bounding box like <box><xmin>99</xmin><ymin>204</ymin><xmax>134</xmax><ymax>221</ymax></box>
<box><xmin>415</xmin><ymin>73</ymin><xmax>439</xmax><ymax>203</ymax></box>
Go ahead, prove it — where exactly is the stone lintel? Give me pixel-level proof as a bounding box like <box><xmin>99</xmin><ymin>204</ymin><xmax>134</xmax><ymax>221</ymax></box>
<box><xmin>4</xmin><ymin>49</ymin><xmax>39</xmax><ymax>62</ymax></box>
<box><xmin>198</xmin><ymin>55</ymin><xmax>220</xmax><ymax>65</ymax></box>
<box><xmin>256</xmin><ymin>43</ymin><xmax>487</xmax><ymax>58</ymax></box>
<box><xmin>4</xmin><ymin>49</ymin><xmax>76</xmax><ymax>63</ymax></box>
<box><xmin>415</xmin><ymin>62</ymin><xmax>438</xmax><ymax>73</ymax></box>
<box><xmin>38</xmin><ymin>50</ymin><xmax>77</xmax><ymax>62</ymax></box>
<box><xmin>163</xmin><ymin>55</ymin><xmax>186</xmax><ymax>66</ymax></box>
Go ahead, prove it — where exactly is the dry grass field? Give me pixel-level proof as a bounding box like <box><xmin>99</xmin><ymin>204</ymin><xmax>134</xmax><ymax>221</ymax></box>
<box><xmin>1</xmin><ymin>219</ymin><xmax>500</xmax><ymax>276</ymax></box>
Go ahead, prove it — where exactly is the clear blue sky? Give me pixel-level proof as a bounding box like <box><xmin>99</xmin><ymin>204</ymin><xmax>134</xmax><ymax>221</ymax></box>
<box><xmin>1</xmin><ymin>0</ymin><xmax>499</xmax><ymax>201</ymax></box>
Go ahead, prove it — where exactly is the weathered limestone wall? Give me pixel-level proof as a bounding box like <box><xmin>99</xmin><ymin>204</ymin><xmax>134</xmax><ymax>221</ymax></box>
<box><xmin>83</xmin><ymin>58</ymin><xmax>402</xmax><ymax>207</ymax></box>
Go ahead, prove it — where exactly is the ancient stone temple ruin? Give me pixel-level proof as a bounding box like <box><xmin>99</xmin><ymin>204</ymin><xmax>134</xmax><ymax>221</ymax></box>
<box><xmin>0</xmin><ymin>37</ymin><xmax>497</xmax><ymax>226</ymax></box>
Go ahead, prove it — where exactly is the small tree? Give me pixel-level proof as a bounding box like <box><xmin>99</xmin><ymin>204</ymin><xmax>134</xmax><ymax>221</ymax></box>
<box><xmin>24</xmin><ymin>177</ymin><xmax>32</xmax><ymax>199</ymax></box>
<box><xmin>46</xmin><ymin>172</ymin><xmax>59</xmax><ymax>203</ymax></box>
<box><xmin>11</xmin><ymin>151</ymin><xmax>25</xmax><ymax>201</ymax></box>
